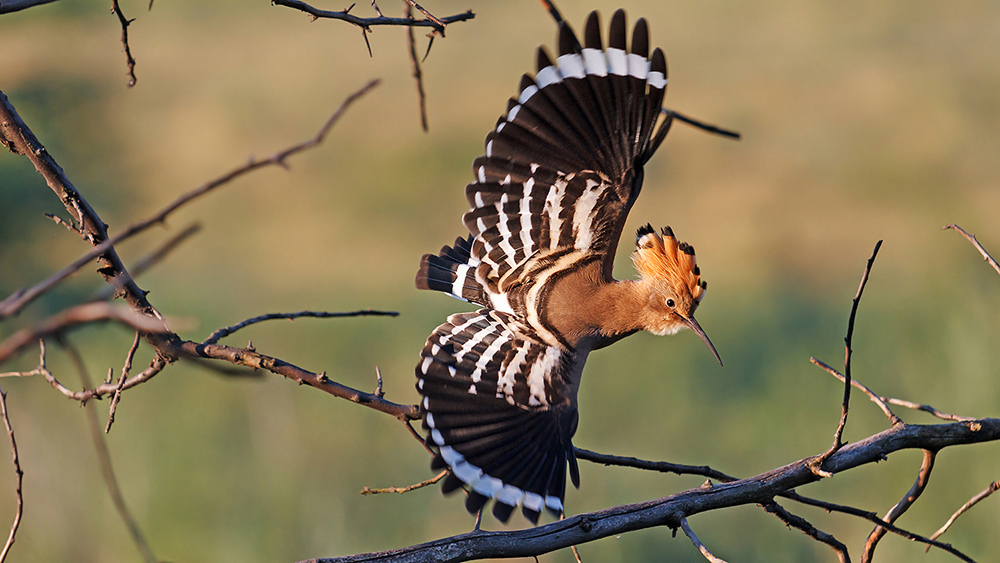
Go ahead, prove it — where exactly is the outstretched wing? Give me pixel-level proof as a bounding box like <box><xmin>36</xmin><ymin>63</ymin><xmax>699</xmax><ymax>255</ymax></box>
<box><xmin>416</xmin><ymin>10</ymin><xmax>672</xmax><ymax>308</ymax></box>
<box><xmin>468</xmin><ymin>10</ymin><xmax>670</xmax><ymax>289</ymax></box>
<box><xmin>417</xmin><ymin>310</ymin><xmax>582</xmax><ymax>523</ymax></box>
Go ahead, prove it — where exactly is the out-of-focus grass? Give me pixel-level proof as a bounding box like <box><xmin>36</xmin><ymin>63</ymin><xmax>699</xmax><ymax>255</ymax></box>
<box><xmin>1</xmin><ymin>1</ymin><xmax>999</xmax><ymax>562</ymax></box>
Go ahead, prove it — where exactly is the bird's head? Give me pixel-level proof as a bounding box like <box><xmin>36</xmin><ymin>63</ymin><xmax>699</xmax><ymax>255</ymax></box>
<box><xmin>631</xmin><ymin>224</ymin><xmax>722</xmax><ymax>365</ymax></box>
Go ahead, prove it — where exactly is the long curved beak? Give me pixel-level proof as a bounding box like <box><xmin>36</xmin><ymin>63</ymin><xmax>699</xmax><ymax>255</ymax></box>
<box><xmin>682</xmin><ymin>316</ymin><xmax>723</xmax><ymax>366</ymax></box>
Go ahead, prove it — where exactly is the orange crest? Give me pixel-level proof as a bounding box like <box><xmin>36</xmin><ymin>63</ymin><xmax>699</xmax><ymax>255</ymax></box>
<box><xmin>631</xmin><ymin>224</ymin><xmax>707</xmax><ymax>304</ymax></box>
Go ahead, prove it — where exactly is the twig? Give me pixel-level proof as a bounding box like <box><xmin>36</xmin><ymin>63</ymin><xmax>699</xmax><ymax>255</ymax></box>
<box><xmin>405</xmin><ymin>4</ymin><xmax>429</xmax><ymax>132</ymax></box>
<box><xmin>63</xmin><ymin>340</ymin><xmax>158</xmax><ymax>563</ymax></box>
<box><xmin>574</xmin><ymin>447</ymin><xmax>738</xmax><ymax>483</ymax></box>
<box><xmin>373</xmin><ymin>365</ymin><xmax>384</xmax><ymax>398</ymax></box>
<box><xmin>105</xmin><ymin>331</ymin><xmax>141</xmax><ymax>433</ymax></box>
<box><xmin>862</xmin><ymin>449</ymin><xmax>935</xmax><ymax>561</ymax></box>
<box><xmin>110</xmin><ymin>0</ymin><xmax>138</xmax><ymax>87</ymax></box>
<box><xmin>0</xmin><ymin>385</ymin><xmax>23</xmax><ymax>563</ymax></box>
<box><xmin>809</xmin><ymin>358</ymin><xmax>902</xmax><ymax>425</ymax></box>
<box><xmin>763</xmin><ymin>502</ymin><xmax>849</xmax><ymax>563</ymax></box>
<box><xmin>272</xmin><ymin>0</ymin><xmax>474</xmax><ymax>30</ymax></box>
<box><xmin>679</xmin><ymin>518</ymin><xmax>728</xmax><ymax>563</ymax></box>
<box><xmin>944</xmin><ymin>224</ymin><xmax>1000</xmax><ymax>276</ymax></box>
<box><xmin>202</xmin><ymin>308</ymin><xmax>397</xmax><ymax>345</ymax></box>
<box><xmin>360</xmin><ymin>470</ymin><xmax>446</xmax><ymax>495</ymax></box>
<box><xmin>94</xmin><ymin>222</ymin><xmax>202</xmax><ymax>301</ymax></box>
<box><xmin>809</xmin><ymin>240</ymin><xmax>882</xmax><ymax>477</ymax></box>
<box><xmin>809</xmin><ymin>359</ymin><xmax>973</xmax><ymax>422</ymax></box>
<box><xmin>0</xmin><ymin>302</ymin><xmax>168</xmax><ymax>366</ymax></box>
<box><xmin>927</xmin><ymin>481</ymin><xmax>1000</xmax><ymax>549</ymax></box>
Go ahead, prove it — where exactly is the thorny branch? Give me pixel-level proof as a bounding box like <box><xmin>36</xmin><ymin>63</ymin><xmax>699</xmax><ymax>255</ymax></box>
<box><xmin>203</xmin><ymin>309</ymin><xmax>399</xmax><ymax>345</ymax></box>
<box><xmin>405</xmin><ymin>3</ymin><xmax>428</xmax><ymax>132</ymax></box>
<box><xmin>110</xmin><ymin>0</ymin><xmax>138</xmax><ymax>87</ymax></box>
<box><xmin>105</xmin><ymin>331</ymin><xmax>142</xmax><ymax>433</ymax></box>
<box><xmin>271</xmin><ymin>0</ymin><xmax>474</xmax><ymax>34</ymax></box>
<box><xmin>0</xmin><ymin>385</ymin><xmax>22</xmax><ymax>563</ymax></box>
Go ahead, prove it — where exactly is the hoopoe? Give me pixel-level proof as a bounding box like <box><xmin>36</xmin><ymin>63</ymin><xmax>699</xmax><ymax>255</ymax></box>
<box><xmin>414</xmin><ymin>9</ymin><xmax>722</xmax><ymax>524</ymax></box>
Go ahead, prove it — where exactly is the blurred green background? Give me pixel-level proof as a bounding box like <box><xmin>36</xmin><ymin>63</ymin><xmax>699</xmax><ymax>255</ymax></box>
<box><xmin>1</xmin><ymin>0</ymin><xmax>999</xmax><ymax>561</ymax></box>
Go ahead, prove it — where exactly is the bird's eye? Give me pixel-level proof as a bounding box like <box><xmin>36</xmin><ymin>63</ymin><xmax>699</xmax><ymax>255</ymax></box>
<box><xmin>666</xmin><ymin>299</ymin><xmax>676</xmax><ymax>308</ymax></box>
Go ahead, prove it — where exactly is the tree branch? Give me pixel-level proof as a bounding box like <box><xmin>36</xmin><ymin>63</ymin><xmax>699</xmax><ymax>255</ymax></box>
<box><xmin>202</xmin><ymin>309</ymin><xmax>398</xmax><ymax>345</ymax></box>
<box><xmin>809</xmin><ymin>240</ymin><xmax>882</xmax><ymax>476</ymax></box>
<box><xmin>272</xmin><ymin>0</ymin><xmax>474</xmax><ymax>32</ymax></box>
<box><xmin>300</xmin><ymin>419</ymin><xmax>996</xmax><ymax>563</ymax></box>
<box><xmin>0</xmin><ymin>385</ymin><xmax>22</xmax><ymax>563</ymax></box>
<box><xmin>110</xmin><ymin>0</ymin><xmax>138</xmax><ymax>87</ymax></box>
<box><xmin>862</xmin><ymin>449</ymin><xmax>935</xmax><ymax>561</ymax></box>
<box><xmin>944</xmin><ymin>224</ymin><xmax>999</xmax><ymax>276</ymax></box>
<box><xmin>927</xmin><ymin>481</ymin><xmax>1000</xmax><ymax>548</ymax></box>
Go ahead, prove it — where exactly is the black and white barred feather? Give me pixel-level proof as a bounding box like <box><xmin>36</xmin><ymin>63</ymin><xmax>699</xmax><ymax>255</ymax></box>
<box><xmin>415</xmin><ymin>9</ymin><xmax>674</xmax><ymax>524</ymax></box>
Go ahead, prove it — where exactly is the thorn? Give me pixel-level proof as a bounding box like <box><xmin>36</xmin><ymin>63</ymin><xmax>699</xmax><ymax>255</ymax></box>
<box><xmin>318</xmin><ymin>370</ymin><xmax>328</xmax><ymax>382</ymax></box>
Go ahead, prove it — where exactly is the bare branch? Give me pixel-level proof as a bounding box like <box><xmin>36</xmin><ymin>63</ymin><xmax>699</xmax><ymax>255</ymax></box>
<box><xmin>763</xmin><ymin>502</ymin><xmax>849</xmax><ymax>563</ymax></box>
<box><xmin>0</xmin><ymin>302</ymin><xmax>168</xmax><ymax>366</ymax></box>
<box><xmin>0</xmin><ymin>0</ymin><xmax>61</xmax><ymax>14</ymax></box>
<box><xmin>110</xmin><ymin>0</ymin><xmax>138</xmax><ymax>87</ymax></box>
<box><xmin>105</xmin><ymin>331</ymin><xmax>141</xmax><ymax>433</ymax></box>
<box><xmin>170</xmin><ymin>339</ymin><xmax>419</xmax><ymax>420</ymax></box>
<box><xmin>679</xmin><ymin>518</ymin><xmax>728</xmax><ymax>563</ymax></box>
<box><xmin>944</xmin><ymin>224</ymin><xmax>1000</xmax><ymax>276</ymax></box>
<box><xmin>272</xmin><ymin>0</ymin><xmax>473</xmax><ymax>32</ymax></box>
<box><xmin>927</xmin><ymin>481</ymin><xmax>1000</xmax><ymax>549</ymax></box>
<box><xmin>0</xmin><ymin>385</ymin><xmax>23</xmax><ymax>563</ymax></box>
<box><xmin>862</xmin><ymin>449</ymin><xmax>935</xmax><ymax>561</ymax></box>
<box><xmin>809</xmin><ymin>240</ymin><xmax>882</xmax><ymax>477</ymax></box>
<box><xmin>300</xmin><ymin>419</ymin><xmax>995</xmax><ymax>563</ymax></box>
<box><xmin>202</xmin><ymin>309</ymin><xmax>398</xmax><ymax>345</ymax></box>
<box><xmin>360</xmin><ymin>470</ymin><xmax>446</xmax><ymax>495</ymax></box>
<box><xmin>574</xmin><ymin>447</ymin><xmax>738</xmax><ymax>483</ymax></box>
<box><xmin>405</xmin><ymin>4</ymin><xmax>429</xmax><ymax>132</ymax></box>
<box><xmin>810</xmin><ymin>358</ymin><xmax>902</xmax><ymax>425</ymax></box>
<box><xmin>810</xmin><ymin>358</ymin><xmax>973</xmax><ymax>422</ymax></box>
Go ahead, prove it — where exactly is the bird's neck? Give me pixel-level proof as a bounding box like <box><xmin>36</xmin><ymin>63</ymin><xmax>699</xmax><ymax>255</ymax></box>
<box><xmin>545</xmin><ymin>268</ymin><xmax>651</xmax><ymax>349</ymax></box>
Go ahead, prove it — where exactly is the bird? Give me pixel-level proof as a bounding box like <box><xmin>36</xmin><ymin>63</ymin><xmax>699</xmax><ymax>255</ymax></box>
<box><xmin>413</xmin><ymin>9</ymin><xmax>723</xmax><ymax>525</ymax></box>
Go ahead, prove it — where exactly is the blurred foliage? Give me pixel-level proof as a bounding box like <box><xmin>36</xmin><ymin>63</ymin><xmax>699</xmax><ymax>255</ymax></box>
<box><xmin>1</xmin><ymin>1</ymin><xmax>999</xmax><ymax>562</ymax></box>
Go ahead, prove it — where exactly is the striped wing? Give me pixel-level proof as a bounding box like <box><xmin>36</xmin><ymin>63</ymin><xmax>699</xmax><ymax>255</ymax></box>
<box><xmin>468</xmin><ymin>10</ymin><xmax>669</xmax><ymax>294</ymax></box>
<box><xmin>417</xmin><ymin>310</ymin><xmax>581</xmax><ymax>523</ymax></box>
<box><xmin>416</xmin><ymin>10</ymin><xmax>672</xmax><ymax>310</ymax></box>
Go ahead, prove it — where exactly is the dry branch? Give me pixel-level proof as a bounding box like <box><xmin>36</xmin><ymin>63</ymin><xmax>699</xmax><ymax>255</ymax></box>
<box><xmin>203</xmin><ymin>309</ymin><xmax>398</xmax><ymax>345</ymax></box>
<box><xmin>301</xmin><ymin>419</ymin><xmax>996</xmax><ymax>563</ymax></box>
<box><xmin>862</xmin><ymin>449</ymin><xmax>935</xmax><ymax>561</ymax></box>
<box><xmin>110</xmin><ymin>0</ymin><xmax>138</xmax><ymax>87</ymax></box>
<box><xmin>0</xmin><ymin>386</ymin><xmax>22</xmax><ymax>563</ymax></box>
<box><xmin>272</xmin><ymin>0</ymin><xmax>473</xmax><ymax>32</ymax></box>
